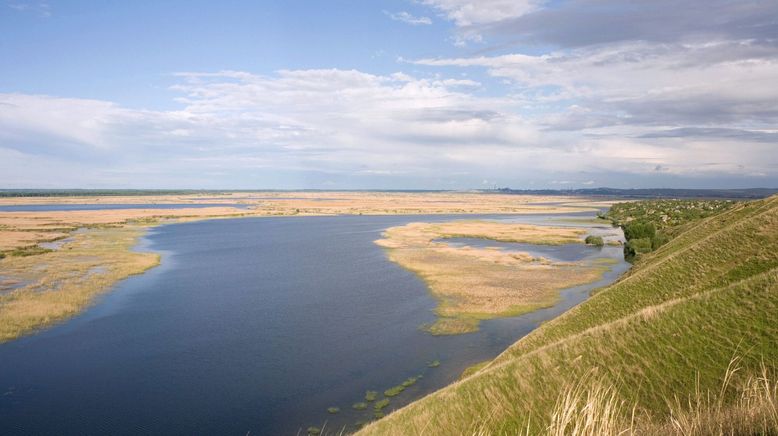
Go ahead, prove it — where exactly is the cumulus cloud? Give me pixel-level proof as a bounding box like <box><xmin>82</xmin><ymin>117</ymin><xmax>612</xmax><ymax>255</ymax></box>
<box><xmin>405</xmin><ymin>0</ymin><xmax>778</xmax><ymax>186</ymax></box>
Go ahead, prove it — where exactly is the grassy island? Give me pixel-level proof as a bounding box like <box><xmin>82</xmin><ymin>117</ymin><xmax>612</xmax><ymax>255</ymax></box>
<box><xmin>374</xmin><ymin>220</ymin><xmax>619</xmax><ymax>334</ymax></box>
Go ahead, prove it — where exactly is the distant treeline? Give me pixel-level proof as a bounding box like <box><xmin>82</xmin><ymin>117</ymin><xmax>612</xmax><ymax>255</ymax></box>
<box><xmin>491</xmin><ymin>187</ymin><xmax>778</xmax><ymax>199</ymax></box>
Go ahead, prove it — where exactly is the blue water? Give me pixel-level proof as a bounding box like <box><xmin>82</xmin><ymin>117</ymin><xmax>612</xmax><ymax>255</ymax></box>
<box><xmin>0</xmin><ymin>214</ymin><xmax>628</xmax><ymax>435</ymax></box>
<box><xmin>0</xmin><ymin>204</ymin><xmax>249</xmax><ymax>212</ymax></box>
<box><xmin>436</xmin><ymin>238</ymin><xmax>599</xmax><ymax>262</ymax></box>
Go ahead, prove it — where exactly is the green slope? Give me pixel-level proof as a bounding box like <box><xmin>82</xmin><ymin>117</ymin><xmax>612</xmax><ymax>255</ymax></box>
<box><xmin>359</xmin><ymin>195</ymin><xmax>778</xmax><ymax>435</ymax></box>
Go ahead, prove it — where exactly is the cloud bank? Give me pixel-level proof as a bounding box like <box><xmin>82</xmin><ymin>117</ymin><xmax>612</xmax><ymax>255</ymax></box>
<box><xmin>0</xmin><ymin>0</ymin><xmax>776</xmax><ymax>188</ymax></box>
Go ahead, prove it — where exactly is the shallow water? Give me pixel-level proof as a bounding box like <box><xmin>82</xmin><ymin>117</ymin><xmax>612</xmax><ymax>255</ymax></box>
<box><xmin>0</xmin><ymin>213</ymin><xmax>628</xmax><ymax>435</ymax></box>
<box><xmin>436</xmin><ymin>237</ymin><xmax>599</xmax><ymax>262</ymax></box>
<box><xmin>0</xmin><ymin>203</ymin><xmax>249</xmax><ymax>212</ymax></box>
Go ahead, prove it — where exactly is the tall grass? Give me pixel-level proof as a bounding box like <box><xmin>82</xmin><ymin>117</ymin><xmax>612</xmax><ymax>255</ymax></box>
<box><xmin>543</xmin><ymin>357</ymin><xmax>777</xmax><ymax>436</ymax></box>
<box><xmin>443</xmin><ymin>357</ymin><xmax>777</xmax><ymax>436</ymax></box>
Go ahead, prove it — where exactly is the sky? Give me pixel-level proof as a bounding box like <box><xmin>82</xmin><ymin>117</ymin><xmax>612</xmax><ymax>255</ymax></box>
<box><xmin>1</xmin><ymin>0</ymin><xmax>777</xmax><ymax>190</ymax></box>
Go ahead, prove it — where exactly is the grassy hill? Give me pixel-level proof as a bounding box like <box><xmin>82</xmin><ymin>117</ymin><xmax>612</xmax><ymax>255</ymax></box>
<box><xmin>359</xmin><ymin>196</ymin><xmax>778</xmax><ymax>435</ymax></box>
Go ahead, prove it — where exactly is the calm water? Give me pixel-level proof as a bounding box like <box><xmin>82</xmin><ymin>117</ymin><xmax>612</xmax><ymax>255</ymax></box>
<box><xmin>0</xmin><ymin>214</ymin><xmax>628</xmax><ymax>435</ymax></box>
<box><xmin>436</xmin><ymin>238</ymin><xmax>598</xmax><ymax>262</ymax></box>
<box><xmin>0</xmin><ymin>204</ymin><xmax>249</xmax><ymax>212</ymax></box>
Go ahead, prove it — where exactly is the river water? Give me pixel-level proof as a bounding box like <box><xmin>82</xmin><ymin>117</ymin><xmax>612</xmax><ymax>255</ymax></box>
<box><xmin>0</xmin><ymin>213</ymin><xmax>628</xmax><ymax>435</ymax></box>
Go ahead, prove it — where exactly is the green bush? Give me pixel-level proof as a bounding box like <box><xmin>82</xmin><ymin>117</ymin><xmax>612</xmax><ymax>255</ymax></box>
<box><xmin>651</xmin><ymin>233</ymin><xmax>670</xmax><ymax>250</ymax></box>
<box><xmin>584</xmin><ymin>235</ymin><xmax>604</xmax><ymax>247</ymax></box>
<box><xmin>623</xmin><ymin>221</ymin><xmax>656</xmax><ymax>240</ymax></box>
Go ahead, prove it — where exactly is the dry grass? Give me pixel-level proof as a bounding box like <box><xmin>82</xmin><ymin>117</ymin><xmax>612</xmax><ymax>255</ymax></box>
<box><xmin>0</xmin><ymin>225</ymin><xmax>159</xmax><ymax>342</ymax></box>
<box><xmin>374</xmin><ymin>221</ymin><xmax>610</xmax><ymax>334</ymax></box>
<box><xmin>0</xmin><ymin>191</ymin><xmax>599</xmax><ymax>219</ymax></box>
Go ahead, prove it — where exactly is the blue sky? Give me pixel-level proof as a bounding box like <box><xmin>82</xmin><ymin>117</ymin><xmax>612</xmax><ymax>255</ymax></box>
<box><xmin>1</xmin><ymin>0</ymin><xmax>777</xmax><ymax>189</ymax></box>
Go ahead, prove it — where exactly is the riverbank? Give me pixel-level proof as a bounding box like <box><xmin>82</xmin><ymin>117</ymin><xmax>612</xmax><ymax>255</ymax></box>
<box><xmin>359</xmin><ymin>196</ymin><xmax>778</xmax><ymax>435</ymax></box>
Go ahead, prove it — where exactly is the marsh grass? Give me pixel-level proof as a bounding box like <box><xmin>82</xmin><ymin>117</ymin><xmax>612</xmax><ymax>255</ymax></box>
<box><xmin>375</xmin><ymin>220</ymin><xmax>617</xmax><ymax>334</ymax></box>
<box><xmin>0</xmin><ymin>225</ymin><xmax>160</xmax><ymax>342</ymax></box>
<box><xmin>374</xmin><ymin>399</ymin><xmax>390</xmax><ymax>412</ymax></box>
<box><xmin>327</xmin><ymin>407</ymin><xmax>340</xmax><ymax>414</ymax></box>
<box><xmin>5</xmin><ymin>245</ymin><xmax>53</xmax><ymax>257</ymax></box>
<box><xmin>401</xmin><ymin>377</ymin><xmax>418</xmax><ymax>388</ymax></box>
<box><xmin>352</xmin><ymin>402</ymin><xmax>368</xmax><ymax>410</ymax></box>
<box><xmin>384</xmin><ymin>386</ymin><xmax>405</xmax><ymax>397</ymax></box>
<box><xmin>365</xmin><ymin>391</ymin><xmax>378</xmax><ymax>402</ymax></box>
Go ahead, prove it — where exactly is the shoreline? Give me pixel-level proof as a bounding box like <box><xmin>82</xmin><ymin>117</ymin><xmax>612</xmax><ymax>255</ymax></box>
<box><xmin>0</xmin><ymin>193</ymin><xmax>617</xmax><ymax>343</ymax></box>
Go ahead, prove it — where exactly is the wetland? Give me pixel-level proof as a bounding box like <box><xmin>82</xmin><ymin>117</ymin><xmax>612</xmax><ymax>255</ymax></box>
<box><xmin>0</xmin><ymin>194</ymin><xmax>628</xmax><ymax>435</ymax></box>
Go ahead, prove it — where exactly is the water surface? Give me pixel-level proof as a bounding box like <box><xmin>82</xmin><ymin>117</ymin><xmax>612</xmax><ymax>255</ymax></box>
<box><xmin>0</xmin><ymin>213</ymin><xmax>627</xmax><ymax>435</ymax></box>
<box><xmin>0</xmin><ymin>203</ymin><xmax>249</xmax><ymax>212</ymax></box>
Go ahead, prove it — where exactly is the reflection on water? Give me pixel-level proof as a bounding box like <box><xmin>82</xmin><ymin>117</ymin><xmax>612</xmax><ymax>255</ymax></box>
<box><xmin>0</xmin><ymin>213</ymin><xmax>627</xmax><ymax>435</ymax></box>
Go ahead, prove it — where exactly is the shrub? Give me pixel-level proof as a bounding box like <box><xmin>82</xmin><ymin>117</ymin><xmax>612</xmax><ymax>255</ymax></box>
<box><xmin>585</xmin><ymin>235</ymin><xmax>604</xmax><ymax>247</ymax></box>
<box><xmin>623</xmin><ymin>221</ymin><xmax>656</xmax><ymax>241</ymax></box>
<box><xmin>651</xmin><ymin>233</ymin><xmax>670</xmax><ymax>250</ymax></box>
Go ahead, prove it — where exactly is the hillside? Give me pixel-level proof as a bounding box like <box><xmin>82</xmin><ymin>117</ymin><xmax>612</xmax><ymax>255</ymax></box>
<box><xmin>359</xmin><ymin>196</ymin><xmax>778</xmax><ymax>435</ymax></box>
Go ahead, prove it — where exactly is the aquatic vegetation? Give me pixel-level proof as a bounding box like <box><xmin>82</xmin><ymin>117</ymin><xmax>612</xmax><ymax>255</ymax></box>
<box><xmin>427</xmin><ymin>360</ymin><xmax>441</xmax><ymax>368</ymax></box>
<box><xmin>373</xmin><ymin>399</ymin><xmax>390</xmax><ymax>411</ymax></box>
<box><xmin>306</xmin><ymin>426</ymin><xmax>321</xmax><ymax>435</ymax></box>
<box><xmin>352</xmin><ymin>402</ymin><xmax>368</xmax><ymax>410</ymax></box>
<box><xmin>401</xmin><ymin>377</ymin><xmax>418</xmax><ymax>388</ymax></box>
<box><xmin>327</xmin><ymin>407</ymin><xmax>339</xmax><ymax>414</ymax></box>
<box><xmin>584</xmin><ymin>235</ymin><xmax>604</xmax><ymax>247</ymax></box>
<box><xmin>384</xmin><ymin>385</ymin><xmax>405</xmax><ymax>397</ymax></box>
<box><xmin>364</xmin><ymin>390</ymin><xmax>378</xmax><ymax>402</ymax></box>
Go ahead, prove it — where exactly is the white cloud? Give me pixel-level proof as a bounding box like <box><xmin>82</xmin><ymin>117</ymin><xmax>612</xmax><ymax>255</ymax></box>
<box><xmin>420</xmin><ymin>0</ymin><xmax>541</xmax><ymax>26</ymax></box>
<box><xmin>1</xmin><ymin>64</ymin><xmax>776</xmax><ymax>188</ymax></box>
<box><xmin>383</xmin><ymin>10</ymin><xmax>432</xmax><ymax>26</ymax></box>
